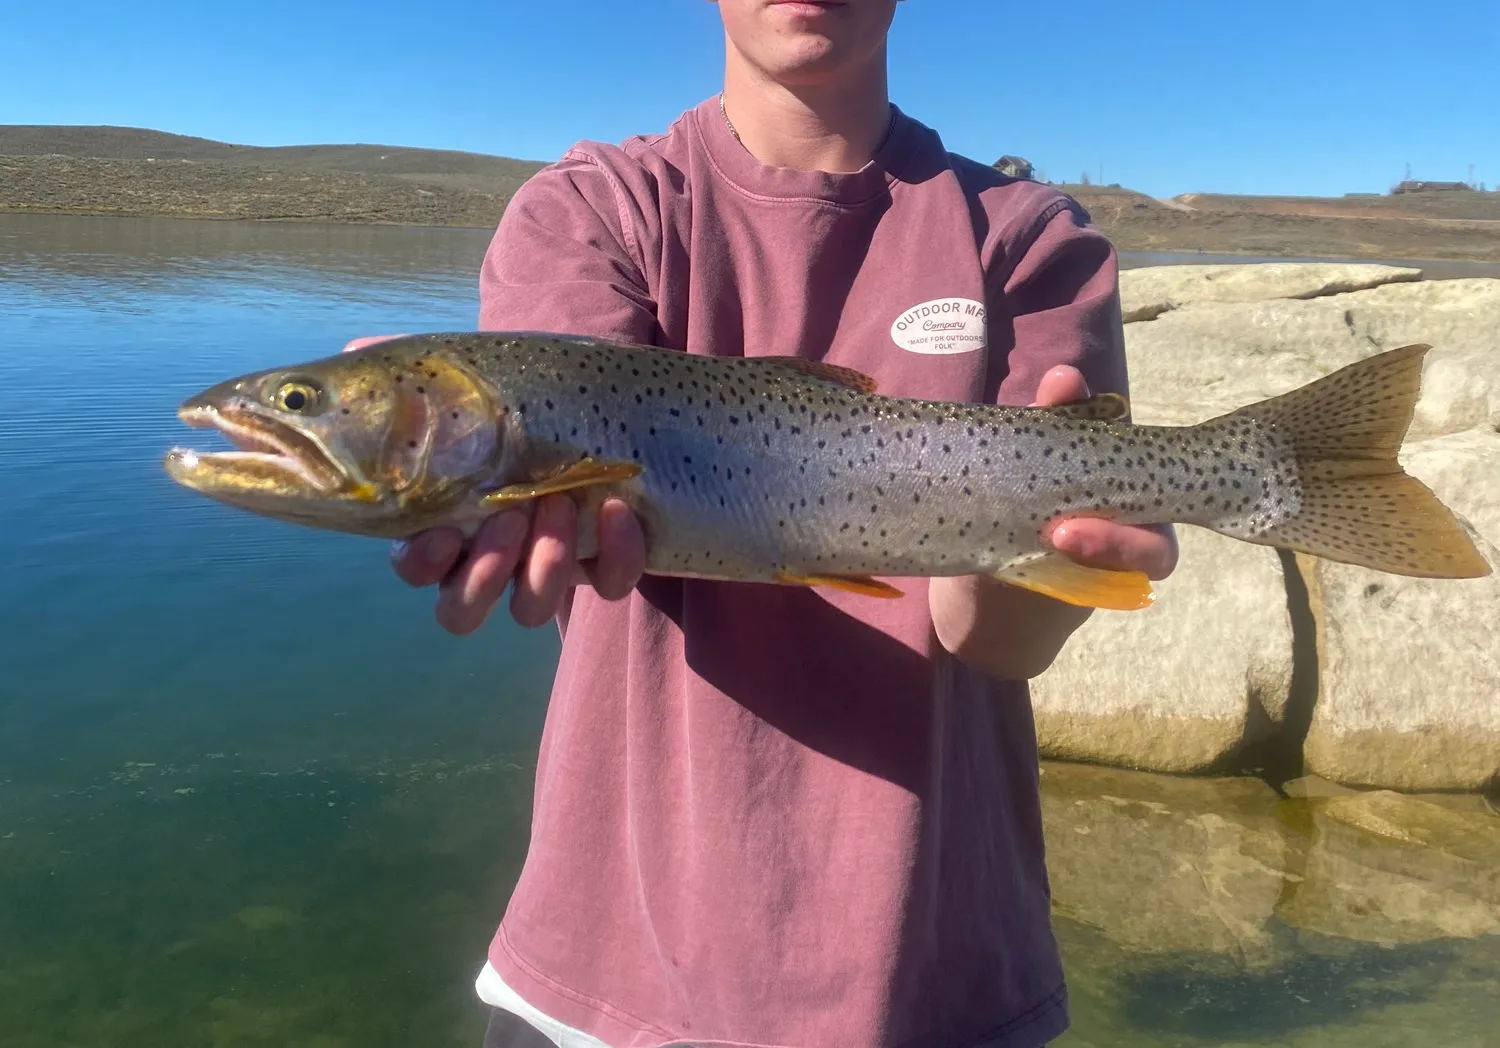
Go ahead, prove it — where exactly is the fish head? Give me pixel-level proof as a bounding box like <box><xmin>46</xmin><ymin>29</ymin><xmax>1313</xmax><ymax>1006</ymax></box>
<box><xmin>164</xmin><ymin>340</ymin><xmax>501</xmax><ymax>536</ymax></box>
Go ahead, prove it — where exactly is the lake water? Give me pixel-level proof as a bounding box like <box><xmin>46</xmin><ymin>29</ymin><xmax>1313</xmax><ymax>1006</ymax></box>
<box><xmin>1</xmin><ymin>212</ymin><xmax>1495</xmax><ymax>1048</ymax></box>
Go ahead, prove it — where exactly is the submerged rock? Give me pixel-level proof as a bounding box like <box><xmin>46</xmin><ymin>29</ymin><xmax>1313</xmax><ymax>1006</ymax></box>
<box><xmin>1277</xmin><ymin>790</ymin><xmax>1500</xmax><ymax>943</ymax></box>
<box><xmin>1039</xmin><ymin>763</ymin><xmax>1500</xmax><ymax>960</ymax></box>
<box><xmin>1280</xmin><ymin>774</ymin><xmax>1355</xmax><ymax>800</ymax></box>
<box><xmin>1039</xmin><ymin>762</ymin><xmax>1293</xmax><ymax>965</ymax></box>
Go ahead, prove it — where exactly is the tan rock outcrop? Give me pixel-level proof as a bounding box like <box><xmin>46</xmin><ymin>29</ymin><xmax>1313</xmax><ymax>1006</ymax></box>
<box><xmin>1031</xmin><ymin>527</ymin><xmax>1295</xmax><ymax>772</ymax></box>
<box><xmin>1120</xmin><ymin>277</ymin><xmax>1500</xmax><ymax>428</ymax></box>
<box><xmin>1031</xmin><ymin>266</ymin><xmax>1500</xmax><ymax>789</ymax></box>
<box><xmin>1119</xmin><ymin>261</ymin><xmax>1422</xmax><ymax>324</ymax></box>
<box><xmin>1301</xmin><ymin>431</ymin><xmax>1500</xmax><ymax>791</ymax></box>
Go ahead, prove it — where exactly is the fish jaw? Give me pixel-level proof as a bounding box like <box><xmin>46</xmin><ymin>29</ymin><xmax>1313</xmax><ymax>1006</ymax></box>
<box><xmin>168</xmin><ymin>402</ymin><xmax>353</xmax><ymax>491</ymax></box>
<box><xmin>163</xmin><ymin>399</ymin><xmax>400</xmax><ymax>531</ymax></box>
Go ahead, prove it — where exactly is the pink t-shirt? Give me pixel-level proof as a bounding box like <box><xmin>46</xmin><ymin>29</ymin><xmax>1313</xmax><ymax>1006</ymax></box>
<box><xmin>477</xmin><ymin>98</ymin><xmax>1128</xmax><ymax>1048</ymax></box>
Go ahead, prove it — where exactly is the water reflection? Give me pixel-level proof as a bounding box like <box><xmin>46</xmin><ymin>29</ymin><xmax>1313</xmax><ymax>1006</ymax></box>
<box><xmin>0</xmin><ymin>212</ymin><xmax>494</xmax><ymax>310</ymax></box>
<box><xmin>0</xmin><ymin>212</ymin><xmax>554</xmax><ymax>793</ymax></box>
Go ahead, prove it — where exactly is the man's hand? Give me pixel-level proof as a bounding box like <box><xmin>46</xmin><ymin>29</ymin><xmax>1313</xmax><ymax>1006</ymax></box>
<box><xmin>344</xmin><ymin>336</ymin><xmax>647</xmax><ymax>635</ymax></box>
<box><xmin>928</xmin><ymin>365</ymin><xmax>1178</xmax><ymax>679</ymax></box>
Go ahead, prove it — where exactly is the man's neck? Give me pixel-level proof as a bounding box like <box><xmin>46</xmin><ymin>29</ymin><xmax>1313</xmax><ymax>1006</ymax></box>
<box><xmin>719</xmin><ymin>58</ymin><xmax>892</xmax><ymax>173</ymax></box>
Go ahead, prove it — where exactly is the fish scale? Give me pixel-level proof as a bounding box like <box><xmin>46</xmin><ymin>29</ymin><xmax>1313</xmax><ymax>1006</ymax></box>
<box><xmin>164</xmin><ymin>333</ymin><xmax>1491</xmax><ymax>612</ymax></box>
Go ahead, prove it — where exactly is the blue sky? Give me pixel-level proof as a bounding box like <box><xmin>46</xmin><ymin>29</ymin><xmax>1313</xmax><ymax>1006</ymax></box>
<box><xmin>3</xmin><ymin>0</ymin><xmax>1496</xmax><ymax>198</ymax></box>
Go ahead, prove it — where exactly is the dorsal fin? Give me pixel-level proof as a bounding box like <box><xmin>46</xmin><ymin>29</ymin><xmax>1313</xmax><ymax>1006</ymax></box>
<box><xmin>759</xmin><ymin>356</ymin><xmax>879</xmax><ymax>394</ymax></box>
<box><xmin>1041</xmin><ymin>392</ymin><xmax>1130</xmax><ymax>422</ymax></box>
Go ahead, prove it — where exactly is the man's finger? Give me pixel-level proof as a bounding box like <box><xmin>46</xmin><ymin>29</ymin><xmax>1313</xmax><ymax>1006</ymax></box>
<box><xmin>433</xmin><ymin>512</ymin><xmax>530</xmax><ymax>635</ymax></box>
<box><xmin>510</xmin><ymin>496</ymin><xmax>579</xmax><ymax>628</ymax></box>
<box><xmin>1048</xmin><ymin>519</ymin><xmax>1179</xmax><ymax>580</ymax></box>
<box><xmin>584</xmin><ymin>498</ymin><xmax>648</xmax><ymax>601</ymax></box>
<box><xmin>391</xmin><ymin>528</ymin><xmax>464</xmax><ymax>588</ymax></box>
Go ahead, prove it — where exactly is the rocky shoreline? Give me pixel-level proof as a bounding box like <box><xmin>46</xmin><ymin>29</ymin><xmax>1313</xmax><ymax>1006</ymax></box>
<box><xmin>1032</xmin><ymin>263</ymin><xmax>1500</xmax><ymax>794</ymax></box>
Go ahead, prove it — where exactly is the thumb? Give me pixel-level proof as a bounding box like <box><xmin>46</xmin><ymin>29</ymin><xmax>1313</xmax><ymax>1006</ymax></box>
<box><xmin>1030</xmin><ymin>365</ymin><xmax>1090</xmax><ymax>408</ymax></box>
<box><xmin>342</xmin><ymin>334</ymin><xmax>409</xmax><ymax>353</ymax></box>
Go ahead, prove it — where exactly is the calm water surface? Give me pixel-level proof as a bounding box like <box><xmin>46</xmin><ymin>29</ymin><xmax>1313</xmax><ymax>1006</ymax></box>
<box><xmin>1</xmin><ymin>213</ymin><xmax>1495</xmax><ymax>1047</ymax></box>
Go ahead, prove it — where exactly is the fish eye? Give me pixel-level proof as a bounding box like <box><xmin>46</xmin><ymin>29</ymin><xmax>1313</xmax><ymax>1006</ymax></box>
<box><xmin>274</xmin><ymin>380</ymin><xmax>323</xmax><ymax>414</ymax></box>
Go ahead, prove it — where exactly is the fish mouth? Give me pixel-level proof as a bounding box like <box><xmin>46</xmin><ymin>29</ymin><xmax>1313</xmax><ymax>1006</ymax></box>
<box><xmin>164</xmin><ymin>404</ymin><xmax>353</xmax><ymax>496</ymax></box>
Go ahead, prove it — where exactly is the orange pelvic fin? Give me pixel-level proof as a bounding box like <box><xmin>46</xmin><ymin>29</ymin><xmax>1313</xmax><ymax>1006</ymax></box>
<box><xmin>994</xmin><ymin>554</ymin><xmax>1156</xmax><ymax>611</ymax></box>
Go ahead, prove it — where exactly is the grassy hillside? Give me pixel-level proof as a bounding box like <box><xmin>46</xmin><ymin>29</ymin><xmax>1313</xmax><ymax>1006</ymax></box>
<box><xmin>4</xmin><ymin>125</ymin><xmax>1498</xmax><ymax>261</ymax></box>
<box><xmin>1051</xmin><ymin>183</ymin><xmax>1500</xmax><ymax>263</ymax></box>
<box><xmin>0</xmin><ymin>125</ymin><xmax>548</xmax><ymax>227</ymax></box>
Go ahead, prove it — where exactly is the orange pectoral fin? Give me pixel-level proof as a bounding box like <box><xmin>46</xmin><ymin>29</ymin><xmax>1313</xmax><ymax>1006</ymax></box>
<box><xmin>774</xmin><ymin>571</ymin><xmax>905</xmax><ymax>599</ymax></box>
<box><xmin>482</xmin><ymin>457</ymin><xmax>644</xmax><ymax>507</ymax></box>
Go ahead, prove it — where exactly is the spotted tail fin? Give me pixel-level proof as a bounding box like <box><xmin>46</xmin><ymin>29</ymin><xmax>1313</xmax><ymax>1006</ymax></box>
<box><xmin>1221</xmin><ymin>343</ymin><xmax>1489</xmax><ymax>579</ymax></box>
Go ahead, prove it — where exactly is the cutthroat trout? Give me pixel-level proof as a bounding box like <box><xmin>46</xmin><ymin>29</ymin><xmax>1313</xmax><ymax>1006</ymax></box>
<box><xmin>163</xmin><ymin>333</ymin><xmax>1491</xmax><ymax>610</ymax></box>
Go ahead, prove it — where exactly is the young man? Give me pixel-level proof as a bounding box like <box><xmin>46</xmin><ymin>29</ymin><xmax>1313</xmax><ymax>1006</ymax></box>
<box><xmin>376</xmin><ymin>1</ymin><xmax>1176</xmax><ymax>1044</ymax></box>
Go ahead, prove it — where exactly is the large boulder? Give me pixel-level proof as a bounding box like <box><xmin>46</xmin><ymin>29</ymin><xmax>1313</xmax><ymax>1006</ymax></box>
<box><xmin>1121</xmin><ymin>276</ymin><xmax>1500</xmax><ymax>429</ymax></box>
<box><xmin>1119</xmin><ymin>262</ymin><xmax>1423</xmax><ymax>323</ymax></box>
<box><xmin>1033</xmin><ymin>266</ymin><xmax>1500</xmax><ymax>788</ymax></box>
<box><xmin>1031</xmin><ymin>527</ymin><xmax>1295</xmax><ymax>772</ymax></box>
<box><xmin>1300</xmin><ymin>431</ymin><xmax>1500</xmax><ymax>791</ymax></box>
<box><xmin>1409</xmin><ymin>338</ymin><xmax>1500</xmax><ymax>439</ymax></box>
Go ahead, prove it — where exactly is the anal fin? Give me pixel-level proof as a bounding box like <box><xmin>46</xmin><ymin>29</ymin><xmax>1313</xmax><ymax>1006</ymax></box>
<box><xmin>775</xmin><ymin>571</ymin><xmax>904</xmax><ymax>599</ymax></box>
<box><xmin>994</xmin><ymin>554</ymin><xmax>1155</xmax><ymax>611</ymax></box>
<box><xmin>482</xmin><ymin>457</ymin><xmax>643</xmax><ymax>506</ymax></box>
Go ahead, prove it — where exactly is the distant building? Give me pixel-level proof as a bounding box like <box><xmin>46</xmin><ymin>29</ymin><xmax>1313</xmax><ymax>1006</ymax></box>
<box><xmin>1391</xmin><ymin>180</ymin><xmax>1473</xmax><ymax>194</ymax></box>
<box><xmin>992</xmin><ymin>155</ymin><xmax>1035</xmax><ymax>180</ymax></box>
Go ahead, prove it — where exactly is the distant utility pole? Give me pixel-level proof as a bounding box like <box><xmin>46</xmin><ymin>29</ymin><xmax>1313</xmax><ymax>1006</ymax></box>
<box><xmin>1404</xmin><ymin>162</ymin><xmax>1412</xmax><ymax>181</ymax></box>
<box><xmin>1469</xmin><ymin>163</ymin><xmax>1477</xmax><ymax>187</ymax></box>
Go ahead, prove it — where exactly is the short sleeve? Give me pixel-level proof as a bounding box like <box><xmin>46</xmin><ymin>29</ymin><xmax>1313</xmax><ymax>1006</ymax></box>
<box><xmin>478</xmin><ymin>150</ymin><xmax>662</xmax><ymax>346</ymax></box>
<box><xmin>990</xmin><ymin>200</ymin><xmax>1128</xmax><ymax>410</ymax></box>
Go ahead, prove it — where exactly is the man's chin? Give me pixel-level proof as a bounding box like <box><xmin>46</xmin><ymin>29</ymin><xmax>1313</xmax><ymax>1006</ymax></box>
<box><xmin>756</xmin><ymin>45</ymin><xmax>850</xmax><ymax>85</ymax></box>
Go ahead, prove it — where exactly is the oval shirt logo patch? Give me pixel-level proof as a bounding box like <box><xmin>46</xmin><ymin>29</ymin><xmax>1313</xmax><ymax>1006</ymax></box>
<box><xmin>889</xmin><ymin>297</ymin><xmax>987</xmax><ymax>355</ymax></box>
